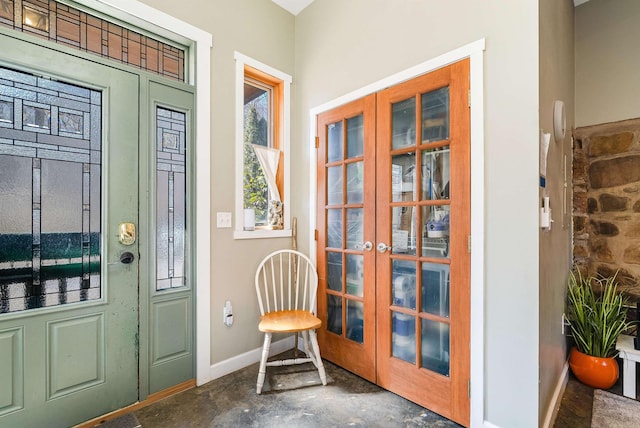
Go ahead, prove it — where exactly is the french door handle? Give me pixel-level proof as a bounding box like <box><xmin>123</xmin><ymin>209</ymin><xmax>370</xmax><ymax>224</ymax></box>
<box><xmin>377</xmin><ymin>242</ymin><xmax>392</xmax><ymax>253</ymax></box>
<box><xmin>355</xmin><ymin>241</ymin><xmax>373</xmax><ymax>251</ymax></box>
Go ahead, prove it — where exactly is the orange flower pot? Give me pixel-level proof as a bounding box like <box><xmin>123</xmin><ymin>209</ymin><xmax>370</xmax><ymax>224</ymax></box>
<box><xmin>569</xmin><ymin>347</ymin><xmax>619</xmax><ymax>389</ymax></box>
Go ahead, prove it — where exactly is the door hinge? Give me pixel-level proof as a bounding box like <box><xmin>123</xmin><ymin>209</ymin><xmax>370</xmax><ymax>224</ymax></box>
<box><xmin>468</xmin><ymin>235</ymin><xmax>472</xmax><ymax>253</ymax></box>
<box><xmin>314</xmin><ymin>229</ymin><xmax>318</xmax><ymax>241</ymax></box>
<box><xmin>468</xmin><ymin>379</ymin><xmax>471</xmax><ymax>398</ymax></box>
<box><xmin>468</xmin><ymin>89</ymin><xmax>471</xmax><ymax>108</ymax></box>
<box><xmin>315</xmin><ymin>136</ymin><xmax>319</xmax><ymax>149</ymax></box>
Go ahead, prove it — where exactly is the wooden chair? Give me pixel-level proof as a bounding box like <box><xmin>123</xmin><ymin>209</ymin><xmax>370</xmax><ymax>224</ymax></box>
<box><xmin>254</xmin><ymin>249</ymin><xmax>327</xmax><ymax>394</ymax></box>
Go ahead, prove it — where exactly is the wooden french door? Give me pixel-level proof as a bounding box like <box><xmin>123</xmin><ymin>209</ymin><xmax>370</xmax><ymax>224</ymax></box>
<box><xmin>317</xmin><ymin>59</ymin><xmax>470</xmax><ymax>426</ymax></box>
<box><xmin>316</xmin><ymin>94</ymin><xmax>376</xmax><ymax>382</ymax></box>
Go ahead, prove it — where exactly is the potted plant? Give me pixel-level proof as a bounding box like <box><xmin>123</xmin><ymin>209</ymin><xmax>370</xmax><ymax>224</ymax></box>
<box><xmin>565</xmin><ymin>270</ymin><xmax>633</xmax><ymax>389</ymax></box>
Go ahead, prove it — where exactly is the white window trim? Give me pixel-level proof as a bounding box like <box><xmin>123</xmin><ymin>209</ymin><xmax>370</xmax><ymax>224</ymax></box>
<box><xmin>233</xmin><ymin>52</ymin><xmax>292</xmax><ymax>239</ymax></box>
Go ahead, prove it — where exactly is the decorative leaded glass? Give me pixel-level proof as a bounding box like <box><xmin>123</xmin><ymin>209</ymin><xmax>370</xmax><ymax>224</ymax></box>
<box><xmin>156</xmin><ymin>107</ymin><xmax>186</xmax><ymax>290</ymax></box>
<box><xmin>0</xmin><ymin>0</ymin><xmax>185</xmax><ymax>81</ymax></box>
<box><xmin>0</xmin><ymin>65</ymin><xmax>102</xmax><ymax>313</ymax></box>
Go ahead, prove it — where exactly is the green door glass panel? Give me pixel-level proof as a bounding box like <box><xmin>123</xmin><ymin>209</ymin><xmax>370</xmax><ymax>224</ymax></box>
<box><xmin>0</xmin><ymin>33</ymin><xmax>138</xmax><ymax>427</ymax></box>
<box><xmin>146</xmin><ymin>81</ymin><xmax>195</xmax><ymax>395</ymax></box>
<box><xmin>156</xmin><ymin>107</ymin><xmax>186</xmax><ymax>291</ymax></box>
<box><xmin>0</xmin><ymin>67</ymin><xmax>102</xmax><ymax>313</ymax></box>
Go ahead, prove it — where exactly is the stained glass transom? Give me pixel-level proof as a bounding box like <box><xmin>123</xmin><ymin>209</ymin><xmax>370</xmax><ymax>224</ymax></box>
<box><xmin>0</xmin><ymin>65</ymin><xmax>102</xmax><ymax>313</ymax></box>
<box><xmin>0</xmin><ymin>0</ymin><xmax>185</xmax><ymax>81</ymax></box>
<box><xmin>156</xmin><ymin>107</ymin><xmax>186</xmax><ymax>291</ymax></box>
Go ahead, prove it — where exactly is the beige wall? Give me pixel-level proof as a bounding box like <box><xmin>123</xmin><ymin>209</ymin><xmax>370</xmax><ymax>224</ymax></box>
<box><xmin>140</xmin><ymin>0</ymin><xmax>296</xmax><ymax>363</ymax></box>
<box><xmin>139</xmin><ymin>1</ymin><xmax>554</xmax><ymax>426</ymax></box>
<box><xmin>295</xmin><ymin>1</ymin><xmax>540</xmax><ymax>426</ymax></box>
<box><xmin>538</xmin><ymin>0</ymin><xmax>574</xmax><ymax>425</ymax></box>
<box><xmin>575</xmin><ymin>0</ymin><xmax>640</xmax><ymax>126</ymax></box>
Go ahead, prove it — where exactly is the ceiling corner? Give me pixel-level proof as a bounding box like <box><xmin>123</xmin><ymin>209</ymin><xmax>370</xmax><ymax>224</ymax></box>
<box><xmin>271</xmin><ymin>0</ymin><xmax>315</xmax><ymax>16</ymax></box>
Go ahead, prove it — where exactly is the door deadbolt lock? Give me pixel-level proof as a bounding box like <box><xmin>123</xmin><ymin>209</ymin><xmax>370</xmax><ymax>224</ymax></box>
<box><xmin>118</xmin><ymin>222</ymin><xmax>136</xmax><ymax>245</ymax></box>
<box><xmin>119</xmin><ymin>251</ymin><xmax>135</xmax><ymax>264</ymax></box>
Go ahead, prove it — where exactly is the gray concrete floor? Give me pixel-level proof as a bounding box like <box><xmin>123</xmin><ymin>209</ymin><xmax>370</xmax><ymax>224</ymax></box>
<box><xmin>118</xmin><ymin>355</ymin><xmax>639</xmax><ymax>427</ymax></box>
<box><xmin>133</xmin><ymin>355</ymin><xmax>463</xmax><ymax>428</ymax></box>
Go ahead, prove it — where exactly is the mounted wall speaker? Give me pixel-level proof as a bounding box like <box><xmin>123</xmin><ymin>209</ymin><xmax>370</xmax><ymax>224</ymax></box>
<box><xmin>553</xmin><ymin>100</ymin><xmax>566</xmax><ymax>142</ymax></box>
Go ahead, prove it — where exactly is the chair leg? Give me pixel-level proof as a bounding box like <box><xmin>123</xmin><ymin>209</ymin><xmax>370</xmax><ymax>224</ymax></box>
<box><xmin>301</xmin><ymin>330</ymin><xmax>312</xmax><ymax>359</ymax></box>
<box><xmin>308</xmin><ymin>329</ymin><xmax>327</xmax><ymax>386</ymax></box>
<box><xmin>256</xmin><ymin>332</ymin><xmax>272</xmax><ymax>394</ymax></box>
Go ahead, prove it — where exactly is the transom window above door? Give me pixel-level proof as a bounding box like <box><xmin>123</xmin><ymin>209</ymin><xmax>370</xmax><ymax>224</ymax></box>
<box><xmin>0</xmin><ymin>0</ymin><xmax>186</xmax><ymax>81</ymax></box>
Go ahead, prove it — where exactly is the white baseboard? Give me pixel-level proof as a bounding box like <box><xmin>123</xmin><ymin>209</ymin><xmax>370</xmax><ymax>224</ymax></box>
<box><xmin>542</xmin><ymin>361</ymin><xmax>570</xmax><ymax>428</ymax></box>
<box><xmin>209</xmin><ymin>336</ymin><xmax>295</xmax><ymax>380</ymax></box>
<box><xmin>483</xmin><ymin>421</ymin><xmax>501</xmax><ymax>428</ymax></box>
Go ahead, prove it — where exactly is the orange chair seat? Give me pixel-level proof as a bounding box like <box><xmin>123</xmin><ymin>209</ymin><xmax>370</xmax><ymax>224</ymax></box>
<box><xmin>259</xmin><ymin>309</ymin><xmax>321</xmax><ymax>333</ymax></box>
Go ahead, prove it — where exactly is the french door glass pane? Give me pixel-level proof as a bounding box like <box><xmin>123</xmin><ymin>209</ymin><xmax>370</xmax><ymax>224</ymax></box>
<box><xmin>327</xmin><ymin>165</ymin><xmax>343</xmax><ymax>205</ymax></box>
<box><xmin>421</xmin><ymin>146</ymin><xmax>450</xmax><ymax>200</ymax></box>
<box><xmin>346</xmin><ymin>208</ymin><xmax>363</xmax><ymax>250</ymax></box>
<box><xmin>327</xmin><ymin>209</ymin><xmax>343</xmax><ymax>249</ymax></box>
<box><xmin>346</xmin><ymin>161</ymin><xmax>363</xmax><ymax>204</ymax></box>
<box><xmin>391</xmin><ymin>206</ymin><xmax>416</xmax><ymax>255</ymax></box>
<box><xmin>345</xmin><ymin>253</ymin><xmax>363</xmax><ymax>297</ymax></box>
<box><xmin>327</xmin><ymin>252</ymin><xmax>342</xmax><ymax>291</ymax></box>
<box><xmin>327</xmin><ymin>294</ymin><xmax>343</xmax><ymax>335</ymax></box>
<box><xmin>391</xmin><ymin>153</ymin><xmax>416</xmax><ymax>202</ymax></box>
<box><xmin>346</xmin><ymin>114</ymin><xmax>363</xmax><ymax>158</ymax></box>
<box><xmin>326</xmin><ymin>251</ymin><xmax>342</xmax><ymax>292</ymax></box>
<box><xmin>421</xmin><ymin>205</ymin><xmax>450</xmax><ymax>259</ymax></box>
<box><xmin>156</xmin><ymin>107</ymin><xmax>186</xmax><ymax>291</ymax></box>
<box><xmin>421</xmin><ymin>87</ymin><xmax>449</xmax><ymax>143</ymax></box>
<box><xmin>0</xmin><ymin>66</ymin><xmax>102</xmax><ymax>313</ymax></box>
<box><xmin>421</xmin><ymin>263</ymin><xmax>449</xmax><ymax>317</ymax></box>
<box><xmin>392</xmin><ymin>98</ymin><xmax>415</xmax><ymax>149</ymax></box>
<box><xmin>392</xmin><ymin>259</ymin><xmax>415</xmax><ymax>310</ymax></box>
<box><xmin>392</xmin><ymin>311</ymin><xmax>415</xmax><ymax>363</ymax></box>
<box><xmin>327</xmin><ymin>121</ymin><xmax>343</xmax><ymax>163</ymax></box>
<box><xmin>346</xmin><ymin>299</ymin><xmax>364</xmax><ymax>344</ymax></box>
<box><xmin>421</xmin><ymin>318</ymin><xmax>450</xmax><ymax>376</ymax></box>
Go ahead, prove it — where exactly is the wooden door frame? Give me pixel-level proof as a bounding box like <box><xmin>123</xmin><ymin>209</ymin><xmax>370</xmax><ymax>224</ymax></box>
<box><xmin>71</xmin><ymin>0</ymin><xmax>213</xmax><ymax>387</ymax></box>
<box><xmin>308</xmin><ymin>39</ymin><xmax>486</xmax><ymax>427</ymax></box>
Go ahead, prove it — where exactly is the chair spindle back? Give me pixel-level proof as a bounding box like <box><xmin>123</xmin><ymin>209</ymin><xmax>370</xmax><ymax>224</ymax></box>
<box><xmin>255</xmin><ymin>249</ymin><xmax>318</xmax><ymax>316</ymax></box>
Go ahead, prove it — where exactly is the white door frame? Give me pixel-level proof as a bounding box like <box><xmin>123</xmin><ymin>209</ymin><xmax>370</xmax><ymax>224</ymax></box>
<box><xmin>307</xmin><ymin>39</ymin><xmax>485</xmax><ymax>427</ymax></box>
<box><xmin>74</xmin><ymin>0</ymin><xmax>213</xmax><ymax>386</ymax></box>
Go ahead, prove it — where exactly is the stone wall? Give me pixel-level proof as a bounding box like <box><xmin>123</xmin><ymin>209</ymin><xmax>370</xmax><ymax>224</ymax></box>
<box><xmin>573</xmin><ymin>118</ymin><xmax>640</xmax><ymax>298</ymax></box>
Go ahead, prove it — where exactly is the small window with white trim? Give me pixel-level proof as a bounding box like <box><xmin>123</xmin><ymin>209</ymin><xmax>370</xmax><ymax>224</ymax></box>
<box><xmin>234</xmin><ymin>52</ymin><xmax>291</xmax><ymax>239</ymax></box>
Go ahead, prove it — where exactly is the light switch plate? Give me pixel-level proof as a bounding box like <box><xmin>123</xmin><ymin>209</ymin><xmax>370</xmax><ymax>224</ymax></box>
<box><xmin>216</xmin><ymin>212</ymin><xmax>232</xmax><ymax>228</ymax></box>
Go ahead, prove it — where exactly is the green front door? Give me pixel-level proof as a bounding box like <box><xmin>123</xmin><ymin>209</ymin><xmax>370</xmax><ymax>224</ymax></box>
<box><xmin>0</xmin><ymin>32</ymin><xmax>140</xmax><ymax>427</ymax></box>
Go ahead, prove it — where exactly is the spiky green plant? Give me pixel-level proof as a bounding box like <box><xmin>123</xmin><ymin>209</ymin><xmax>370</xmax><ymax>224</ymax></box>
<box><xmin>565</xmin><ymin>270</ymin><xmax>633</xmax><ymax>358</ymax></box>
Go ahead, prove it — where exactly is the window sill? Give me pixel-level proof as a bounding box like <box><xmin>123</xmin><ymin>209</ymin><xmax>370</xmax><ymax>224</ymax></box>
<box><xmin>233</xmin><ymin>229</ymin><xmax>292</xmax><ymax>240</ymax></box>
